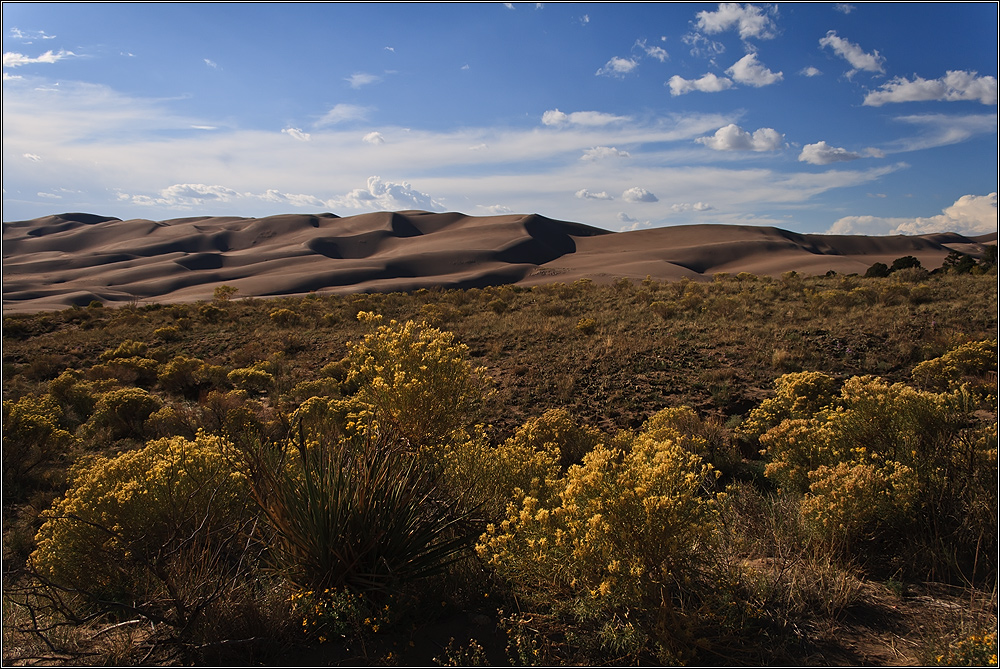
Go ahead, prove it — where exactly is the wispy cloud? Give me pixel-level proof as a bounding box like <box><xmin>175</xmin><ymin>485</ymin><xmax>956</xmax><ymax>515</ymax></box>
<box><xmin>9</xmin><ymin>28</ymin><xmax>57</xmax><ymax>41</ymax></box>
<box><xmin>281</xmin><ymin>127</ymin><xmax>311</xmax><ymax>141</ymax></box>
<box><xmin>864</xmin><ymin>70</ymin><xmax>998</xmax><ymax>106</ymax></box>
<box><xmin>203</xmin><ymin>58</ymin><xmax>219</xmax><ymax>69</ymax></box>
<box><xmin>581</xmin><ymin>146</ymin><xmax>630</xmax><ymax>161</ymax></box>
<box><xmin>346</xmin><ymin>72</ymin><xmax>382</xmax><ymax>88</ymax></box>
<box><xmin>315</xmin><ymin>103</ymin><xmax>372</xmax><ymax>126</ymax></box>
<box><xmin>2</xmin><ymin>49</ymin><xmax>76</xmax><ymax>67</ymax></box>
<box><xmin>576</xmin><ymin>189</ymin><xmax>614</xmax><ymax>200</ymax></box>
<box><xmin>819</xmin><ymin>31</ymin><xmax>884</xmax><ymax>75</ymax></box>
<box><xmin>800</xmin><ymin>66</ymin><xmax>822</xmax><ymax>77</ymax></box>
<box><xmin>541</xmin><ymin>109</ymin><xmax>630</xmax><ymax>126</ymax></box>
<box><xmin>882</xmin><ymin>113</ymin><xmax>998</xmax><ymax>152</ymax></box>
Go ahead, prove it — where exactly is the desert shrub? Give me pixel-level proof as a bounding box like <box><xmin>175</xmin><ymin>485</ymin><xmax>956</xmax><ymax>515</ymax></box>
<box><xmin>891</xmin><ymin>266</ymin><xmax>929</xmax><ymax>283</ymax></box>
<box><xmin>488</xmin><ymin>298</ymin><xmax>508</xmax><ymax>314</ymax></box>
<box><xmin>2</xmin><ymin>395</ymin><xmax>76</xmax><ymax>502</ymax></box>
<box><xmin>82</xmin><ymin>387</ymin><xmax>162</xmax><ymax>441</ymax></box>
<box><xmin>241</xmin><ymin>420</ymin><xmax>476</xmax><ymax>597</ymax></box>
<box><xmin>865</xmin><ymin>262</ymin><xmax>890</xmax><ymax>278</ymax></box>
<box><xmin>89</xmin><ymin>356</ymin><xmax>160</xmax><ymax>387</ymax></box>
<box><xmin>153</xmin><ymin>325</ymin><xmax>181</xmax><ymax>342</ymax></box>
<box><xmin>642</xmin><ymin>406</ymin><xmax>738</xmax><ymax>474</ymax></box>
<box><xmin>736</xmin><ymin>371</ymin><xmax>838</xmax><ymax>444</ymax></box>
<box><xmin>30</xmin><ymin>432</ymin><xmax>255</xmax><ymax>629</ymax></box>
<box><xmin>99</xmin><ymin>340</ymin><xmax>149</xmax><ymax>361</ymax></box>
<box><xmin>649</xmin><ymin>300</ymin><xmax>676</xmax><ymax>321</ymax></box>
<box><xmin>269</xmin><ymin>308</ymin><xmax>301</xmax><ymax>327</ymax></box>
<box><xmin>345</xmin><ymin>312</ymin><xmax>490</xmax><ymax>449</ymax></box>
<box><xmin>287</xmin><ymin>378</ymin><xmax>341</xmax><ymax>403</ymax></box>
<box><xmin>159</xmin><ymin>354</ymin><xmax>211</xmax><ymax>398</ymax></box>
<box><xmin>478</xmin><ymin>429</ymin><xmax>720</xmax><ymax>662</ymax></box>
<box><xmin>47</xmin><ymin>369</ymin><xmax>98</xmax><ymax>426</ymax></box>
<box><xmin>911</xmin><ymin>339</ymin><xmax>997</xmax><ymax>404</ymax></box>
<box><xmin>198</xmin><ymin>303</ymin><xmax>226</xmax><ymax>323</ymax></box>
<box><xmin>576</xmin><ymin>317</ymin><xmax>598</xmax><ymax>335</ymax></box>
<box><xmin>756</xmin><ymin>371</ymin><xmax>996</xmax><ymax>579</ymax></box>
<box><xmin>213</xmin><ymin>284</ymin><xmax>239</xmax><ymax>302</ymax></box>
<box><xmin>890</xmin><ymin>255</ymin><xmax>922</xmax><ymax>273</ymax></box>
<box><xmin>227</xmin><ymin>366</ymin><xmax>275</xmax><ymax>394</ymax></box>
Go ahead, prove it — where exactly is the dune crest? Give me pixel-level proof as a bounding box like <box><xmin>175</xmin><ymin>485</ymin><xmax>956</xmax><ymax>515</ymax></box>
<box><xmin>3</xmin><ymin>210</ymin><xmax>993</xmax><ymax>312</ymax></box>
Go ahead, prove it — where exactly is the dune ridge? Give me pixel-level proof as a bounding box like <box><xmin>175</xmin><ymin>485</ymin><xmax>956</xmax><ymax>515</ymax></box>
<box><xmin>3</xmin><ymin>210</ymin><xmax>994</xmax><ymax>313</ymax></box>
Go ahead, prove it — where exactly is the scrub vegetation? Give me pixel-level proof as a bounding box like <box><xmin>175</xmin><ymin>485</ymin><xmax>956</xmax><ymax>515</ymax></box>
<box><xmin>2</xmin><ymin>264</ymin><xmax>997</xmax><ymax>666</ymax></box>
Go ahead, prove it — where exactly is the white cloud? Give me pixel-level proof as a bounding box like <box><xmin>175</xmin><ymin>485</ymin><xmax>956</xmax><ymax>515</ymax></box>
<box><xmin>203</xmin><ymin>58</ymin><xmax>218</xmax><ymax>69</ymax></box>
<box><xmin>682</xmin><ymin>32</ymin><xmax>725</xmax><ymax>58</ymax></box>
<box><xmin>2</xmin><ymin>49</ymin><xmax>76</xmax><ymax>67</ymax></box>
<box><xmin>333</xmin><ymin>176</ymin><xmax>445</xmax><ymax>211</ymax></box>
<box><xmin>346</xmin><ymin>72</ymin><xmax>382</xmax><ymax>88</ymax></box>
<box><xmin>9</xmin><ymin>28</ymin><xmax>57</xmax><ymax>41</ymax></box>
<box><xmin>579</xmin><ymin>14</ymin><xmax>590</xmax><ymax>25</ymax></box>
<box><xmin>281</xmin><ymin>127</ymin><xmax>311</xmax><ymax>141</ymax></box>
<box><xmin>576</xmin><ymin>189</ymin><xmax>614</xmax><ymax>200</ymax></box>
<box><xmin>37</xmin><ymin>191</ymin><xmax>61</xmax><ymax>199</ymax></box>
<box><xmin>363</xmin><ymin>131</ymin><xmax>385</xmax><ymax>145</ymax></box>
<box><xmin>596</xmin><ymin>56</ymin><xmax>638</xmax><ymax>78</ymax></box>
<box><xmin>828</xmin><ymin>193</ymin><xmax>997</xmax><ymax>235</ymax></box>
<box><xmin>315</xmin><ymin>103</ymin><xmax>371</xmax><ymax>126</ymax></box>
<box><xmin>581</xmin><ymin>146</ymin><xmax>630</xmax><ymax>160</ymax></box>
<box><xmin>617</xmin><ymin>212</ymin><xmax>650</xmax><ymax>231</ymax></box>
<box><xmin>541</xmin><ymin>109</ymin><xmax>630</xmax><ymax>126</ymax></box>
<box><xmin>670</xmin><ymin>201</ymin><xmax>714</xmax><ymax>212</ymax></box>
<box><xmin>622</xmin><ymin>187</ymin><xmax>658</xmax><ymax>203</ymax></box>
<box><xmin>668</xmin><ymin>72</ymin><xmax>733</xmax><ymax>96</ymax></box>
<box><xmin>726</xmin><ymin>53</ymin><xmax>783</xmax><ymax>87</ymax></box>
<box><xmin>801</xmin><ymin>66</ymin><xmax>822</xmax><ymax>77</ymax></box>
<box><xmin>384</xmin><ymin>46</ymin><xmax>395</xmax><ymax>52</ymax></box>
<box><xmin>799</xmin><ymin>141</ymin><xmax>864</xmax><ymax>165</ymax></box>
<box><xmin>479</xmin><ymin>204</ymin><xmax>513</xmax><ymax>214</ymax></box>
<box><xmin>504</xmin><ymin>2</ymin><xmax>514</xmax><ymax>9</ymax></box>
<box><xmin>884</xmin><ymin>113</ymin><xmax>997</xmax><ymax>153</ymax></box>
<box><xmin>635</xmin><ymin>39</ymin><xmax>668</xmax><ymax>62</ymax></box>
<box><xmin>23</xmin><ymin>153</ymin><xmax>42</xmax><ymax>161</ymax></box>
<box><xmin>864</xmin><ymin>71</ymin><xmax>998</xmax><ymax>106</ymax></box>
<box><xmin>834</xmin><ymin>3</ymin><xmax>855</xmax><ymax>14</ymax></box>
<box><xmin>697</xmin><ymin>124</ymin><xmax>785</xmax><ymax>151</ymax></box>
<box><xmin>818</xmin><ymin>31</ymin><xmax>884</xmax><ymax>75</ymax></box>
<box><xmin>694</xmin><ymin>2</ymin><xmax>779</xmax><ymax>40</ymax></box>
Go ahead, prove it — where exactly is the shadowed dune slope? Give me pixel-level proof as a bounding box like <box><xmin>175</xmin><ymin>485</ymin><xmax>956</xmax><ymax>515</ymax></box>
<box><xmin>3</xmin><ymin>211</ymin><xmax>994</xmax><ymax>312</ymax></box>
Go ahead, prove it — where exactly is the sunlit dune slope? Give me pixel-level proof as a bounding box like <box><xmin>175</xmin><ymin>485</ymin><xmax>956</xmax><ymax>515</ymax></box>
<box><xmin>3</xmin><ymin>210</ymin><xmax>994</xmax><ymax>312</ymax></box>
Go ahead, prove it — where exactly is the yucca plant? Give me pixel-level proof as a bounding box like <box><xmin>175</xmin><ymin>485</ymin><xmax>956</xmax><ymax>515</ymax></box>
<box><xmin>244</xmin><ymin>419</ymin><xmax>477</xmax><ymax>595</ymax></box>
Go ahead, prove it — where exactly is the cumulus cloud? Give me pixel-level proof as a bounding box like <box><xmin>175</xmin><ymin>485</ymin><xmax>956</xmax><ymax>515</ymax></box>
<box><xmin>541</xmin><ymin>109</ymin><xmax>630</xmax><ymax>126</ymax></box>
<box><xmin>315</xmin><ymin>103</ymin><xmax>371</xmax><ymax>126</ymax></box>
<box><xmin>622</xmin><ymin>187</ymin><xmax>658</xmax><ymax>203</ymax></box>
<box><xmin>667</xmin><ymin>72</ymin><xmax>733</xmax><ymax>96</ymax></box>
<box><xmin>581</xmin><ymin>146</ymin><xmax>630</xmax><ymax>160</ymax></box>
<box><xmin>828</xmin><ymin>192</ymin><xmax>998</xmax><ymax>235</ymax></box>
<box><xmin>801</xmin><ymin>66</ymin><xmax>822</xmax><ymax>77</ymax></box>
<box><xmin>363</xmin><ymin>131</ymin><xmax>385</xmax><ymax>145</ymax></box>
<box><xmin>799</xmin><ymin>141</ymin><xmax>864</xmax><ymax>165</ymax></box>
<box><xmin>694</xmin><ymin>2</ymin><xmax>779</xmax><ymax>40</ymax></box>
<box><xmin>576</xmin><ymin>189</ymin><xmax>614</xmax><ymax>200</ymax></box>
<box><xmin>2</xmin><ymin>49</ymin><xmax>76</xmax><ymax>67</ymax></box>
<box><xmin>697</xmin><ymin>124</ymin><xmax>785</xmax><ymax>151</ymax></box>
<box><xmin>617</xmin><ymin>212</ymin><xmax>650</xmax><ymax>230</ymax></box>
<box><xmin>325</xmin><ymin>176</ymin><xmax>443</xmax><ymax>211</ymax></box>
<box><xmin>479</xmin><ymin>204</ymin><xmax>513</xmax><ymax>214</ymax></box>
<box><xmin>863</xmin><ymin>71</ymin><xmax>998</xmax><ymax>106</ymax></box>
<box><xmin>281</xmin><ymin>127</ymin><xmax>311</xmax><ymax>141</ymax></box>
<box><xmin>726</xmin><ymin>53</ymin><xmax>783</xmax><ymax>87</ymax></box>
<box><xmin>596</xmin><ymin>56</ymin><xmax>638</xmax><ymax>77</ymax></box>
<box><xmin>818</xmin><ymin>31</ymin><xmax>884</xmax><ymax>75</ymax></box>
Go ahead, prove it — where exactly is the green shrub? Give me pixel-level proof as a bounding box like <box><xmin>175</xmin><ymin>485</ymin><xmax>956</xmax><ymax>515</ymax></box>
<box><xmin>30</xmin><ymin>432</ymin><xmax>254</xmax><ymax>627</ymax></box>
<box><xmin>158</xmin><ymin>354</ymin><xmax>209</xmax><ymax>398</ymax></box>
<box><xmin>576</xmin><ymin>317</ymin><xmax>598</xmax><ymax>335</ymax></box>
<box><xmin>99</xmin><ymin>340</ymin><xmax>148</xmax><ymax>361</ymax></box>
<box><xmin>242</xmin><ymin>422</ymin><xmax>476</xmax><ymax>596</ymax></box>
<box><xmin>269</xmin><ymin>308</ymin><xmax>301</xmax><ymax>327</ymax></box>
<box><xmin>227</xmin><ymin>366</ymin><xmax>275</xmax><ymax>394</ymax></box>
<box><xmin>47</xmin><ymin>369</ymin><xmax>98</xmax><ymax>426</ymax></box>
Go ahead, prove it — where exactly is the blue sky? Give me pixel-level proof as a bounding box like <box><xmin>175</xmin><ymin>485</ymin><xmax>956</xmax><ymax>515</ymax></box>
<box><xmin>2</xmin><ymin>2</ymin><xmax>997</xmax><ymax>235</ymax></box>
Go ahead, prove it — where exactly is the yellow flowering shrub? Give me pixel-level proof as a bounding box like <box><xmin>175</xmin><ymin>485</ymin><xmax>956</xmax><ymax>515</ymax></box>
<box><xmin>478</xmin><ymin>430</ymin><xmax>719</xmax><ymax>616</ymax></box>
<box><xmin>227</xmin><ymin>365</ymin><xmax>275</xmax><ymax>394</ymax></box>
<box><xmin>31</xmin><ymin>431</ymin><xmax>253</xmax><ymax>613</ymax></box>
<box><xmin>2</xmin><ymin>394</ymin><xmax>76</xmax><ymax>500</ymax></box>
<box><xmin>911</xmin><ymin>339</ymin><xmax>997</xmax><ymax>405</ymax></box>
<box><xmin>737</xmin><ymin>371</ymin><xmax>838</xmax><ymax>443</ymax></box>
<box><xmin>82</xmin><ymin>387</ymin><xmax>162</xmax><ymax>440</ymax></box>
<box><xmin>345</xmin><ymin>312</ymin><xmax>490</xmax><ymax>449</ymax></box>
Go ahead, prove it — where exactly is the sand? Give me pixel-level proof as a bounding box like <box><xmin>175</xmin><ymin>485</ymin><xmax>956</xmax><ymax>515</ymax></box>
<box><xmin>3</xmin><ymin>210</ymin><xmax>995</xmax><ymax>313</ymax></box>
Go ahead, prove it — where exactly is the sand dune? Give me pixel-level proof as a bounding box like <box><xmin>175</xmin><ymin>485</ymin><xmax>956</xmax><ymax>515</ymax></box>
<box><xmin>3</xmin><ymin>210</ymin><xmax>995</xmax><ymax>312</ymax></box>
